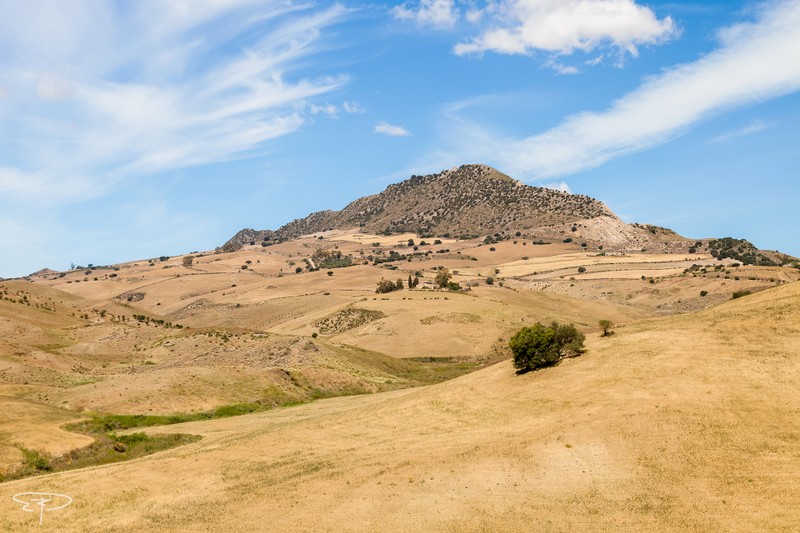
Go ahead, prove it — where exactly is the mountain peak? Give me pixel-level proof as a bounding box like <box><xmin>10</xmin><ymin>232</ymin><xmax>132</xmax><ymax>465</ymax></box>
<box><xmin>223</xmin><ymin>164</ymin><xmax>615</xmax><ymax>251</ymax></box>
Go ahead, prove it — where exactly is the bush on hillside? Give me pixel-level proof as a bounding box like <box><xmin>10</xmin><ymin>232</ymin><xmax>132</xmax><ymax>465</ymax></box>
<box><xmin>510</xmin><ymin>322</ymin><xmax>585</xmax><ymax>373</ymax></box>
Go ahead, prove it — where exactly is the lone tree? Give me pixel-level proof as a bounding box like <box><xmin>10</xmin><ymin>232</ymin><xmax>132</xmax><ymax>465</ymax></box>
<box><xmin>182</xmin><ymin>255</ymin><xmax>194</xmax><ymax>268</ymax></box>
<box><xmin>599</xmin><ymin>319</ymin><xmax>613</xmax><ymax>337</ymax></box>
<box><xmin>435</xmin><ymin>267</ymin><xmax>451</xmax><ymax>288</ymax></box>
<box><xmin>510</xmin><ymin>322</ymin><xmax>585</xmax><ymax>373</ymax></box>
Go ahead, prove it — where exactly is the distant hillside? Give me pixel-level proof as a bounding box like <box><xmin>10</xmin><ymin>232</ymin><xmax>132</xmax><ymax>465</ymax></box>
<box><xmin>224</xmin><ymin>164</ymin><xmax>615</xmax><ymax>250</ymax></box>
<box><xmin>222</xmin><ymin>164</ymin><xmax>796</xmax><ymax>264</ymax></box>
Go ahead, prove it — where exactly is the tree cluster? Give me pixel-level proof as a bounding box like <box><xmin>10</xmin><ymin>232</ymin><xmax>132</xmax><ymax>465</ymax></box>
<box><xmin>376</xmin><ymin>278</ymin><xmax>404</xmax><ymax>294</ymax></box>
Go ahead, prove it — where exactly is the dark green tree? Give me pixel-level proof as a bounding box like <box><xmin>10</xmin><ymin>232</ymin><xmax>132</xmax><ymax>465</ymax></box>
<box><xmin>510</xmin><ymin>323</ymin><xmax>560</xmax><ymax>372</ymax></box>
<box><xmin>550</xmin><ymin>322</ymin><xmax>585</xmax><ymax>357</ymax></box>
<box><xmin>510</xmin><ymin>322</ymin><xmax>585</xmax><ymax>372</ymax></box>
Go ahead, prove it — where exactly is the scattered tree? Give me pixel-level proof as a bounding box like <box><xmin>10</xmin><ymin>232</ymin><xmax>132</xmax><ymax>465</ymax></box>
<box><xmin>510</xmin><ymin>322</ymin><xmax>585</xmax><ymax>373</ymax></box>
<box><xmin>599</xmin><ymin>319</ymin><xmax>613</xmax><ymax>337</ymax></box>
<box><xmin>435</xmin><ymin>268</ymin><xmax>451</xmax><ymax>288</ymax></box>
<box><xmin>376</xmin><ymin>278</ymin><xmax>399</xmax><ymax>294</ymax></box>
<box><xmin>182</xmin><ymin>256</ymin><xmax>194</xmax><ymax>268</ymax></box>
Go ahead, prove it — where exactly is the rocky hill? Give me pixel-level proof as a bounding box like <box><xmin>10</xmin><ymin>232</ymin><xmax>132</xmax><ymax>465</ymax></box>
<box><xmin>222</xmin><ymin>164</ymin><xmax>796</xmax><ymax>263</ymax></box>
<box><xmin>225</xmin><ymin>164</ymin><xmax>616</xmax><ymax>249</ymax></box>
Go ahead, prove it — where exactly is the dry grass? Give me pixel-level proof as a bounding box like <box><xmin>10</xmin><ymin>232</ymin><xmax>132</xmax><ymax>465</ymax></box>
<box><xmin>2</xmin><ymin>233</ymin><xmax>798</xmax><ymax>531</ymax></box>
<box><xmin>1</xmin><ymin>282</ymin><xmax>799</xmax><ymax>531</ymax></box>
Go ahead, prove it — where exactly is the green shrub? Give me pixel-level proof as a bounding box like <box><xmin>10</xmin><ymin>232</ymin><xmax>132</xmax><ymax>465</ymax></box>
<box><xmin>21</xmin><ymin>448</ymin><xmax>52</xmax><ymax>472</ymax></box>
<box><xmin>732</xmin><ymin>290</ymin><xmax>752</xmax><ymax>299</ymax></box>
<box><xmin>510</xmin><ymin>322</ymin><xmax>585</xmax><ymax>372</ymax></box>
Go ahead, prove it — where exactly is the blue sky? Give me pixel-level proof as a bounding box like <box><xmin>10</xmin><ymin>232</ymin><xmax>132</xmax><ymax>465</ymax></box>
<box><xmin>1</xmin><ymin>0</ymin><xmax>798</xmax><ymax>277</ymax></box>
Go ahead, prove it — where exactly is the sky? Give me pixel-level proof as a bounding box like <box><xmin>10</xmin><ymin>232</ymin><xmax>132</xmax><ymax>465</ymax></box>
<box><xmin>1</xmin><ymin>0</ymin><xmax>798</xmax><ymax>277</ymax></box>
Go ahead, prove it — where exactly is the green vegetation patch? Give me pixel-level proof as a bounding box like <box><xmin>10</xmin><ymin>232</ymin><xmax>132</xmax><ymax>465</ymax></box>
<box><xmin>419</xmin><ymin>312</ymin><xmax>480</xmax><ymax>325</ymax></box>
<box><xmin>314</xmin><ymin>307</ymin><xmax>386</xmax><ymax>335</ymax></box>
<box><xmin>707</xmin><ymin>237</ymin><xmax>779</xmax><ymax>266</ymax></box>
<box><xmin>1</xmin><ymin>432</ymin><xmax>200</xmax><ymax>483</ymax></box>
<box><xmin>70</xmin><ymin>401</ymin><xmax>276</xmax><ymax>433</ymax></box>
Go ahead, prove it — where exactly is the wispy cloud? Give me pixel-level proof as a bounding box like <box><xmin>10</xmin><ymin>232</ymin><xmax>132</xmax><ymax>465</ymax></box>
<box><xmin>712</xmin><ymin>119</ymin><xmax>774</xmax><ymax>143</ymax></box>
<box><xmin>343</xmin><ymin>101</ymin><xmax>366</xmax><ymax>114</ymax></box>
<box><xmin>375</xmin><ymin>121</ymin><xmax>412</xmax><ymax>137</ymax></box>
<box><xmin>544</xmin><ymin>60</ymin><xmax>579</xmax><ymax>75</ymax></box>
<box><xmin>439</xmin><ymin>0</ymin><xmax>800</xmax><ymax>180</ymax></box>
<box><xmin>0</xmin><ymin>1</ymin><xmax>350</xmax><ymax>204</ymax></box>
<box><xmin>309</xmin><ymin>100</ymin><xmax>367</xmax><ymax>118</ymax></box>
<box><xmin>542</xmin><ymin>181</ymin><xmax>573</xmax><ymax>194</ymax></box>
<box><xmin>392</xmin><ymin>0</ymin><xmax>459</xmax><ymax>29</ymax></box>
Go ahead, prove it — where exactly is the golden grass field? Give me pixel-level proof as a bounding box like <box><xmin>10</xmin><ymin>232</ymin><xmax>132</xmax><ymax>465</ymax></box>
<box><xmin>1</xmin><ymin>229</ymin><xmax>799</xmax><ymax>530</ymax></box>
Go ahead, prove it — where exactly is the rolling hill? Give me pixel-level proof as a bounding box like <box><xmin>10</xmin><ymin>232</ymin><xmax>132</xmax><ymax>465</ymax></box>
<box><xmin>2</xmin><ymin>281</ymin><xmax>799</xmax><ymax>531</ymax></box>
<box><xmin>223</xmin><ymin>164</ymin><xmax>795</xmax><ymax>267</ymax></box>
<box><xmin>1</xmin><ymin>162</ymin><xmax>798</xmax><ymax>531</ymax></box>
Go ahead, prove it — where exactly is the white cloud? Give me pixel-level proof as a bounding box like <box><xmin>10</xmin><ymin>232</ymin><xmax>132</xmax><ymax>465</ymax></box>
<box><xmin>465</xmin><ymin>9</ymin><xmax>484</xmax><ymax>23</ymax></box>
<box><xmin>542</xmin><ymin>181</ymin><xmax>572</xmax><ymax>193</ymax></box>
<box><xmin>393</xmin><ymin>0</ymin><xmax>459</xmax><ymax>29</ymax></box>
<box><xmin>586</xmin><ymin>54</ymin><xmax>605</xmax><ymax>66</ymax></box>
<box><xmin>375</xmin><ymin>121</ymin><xmax>412</xmax><ymax>137</ymax></box>
<box><xmin>0</xmin><ymin>1</ymin><xmax>350</xmax><ymax>203</ymax></box>
<box><xmin>453</xmin><ymin>0</ymin><xmax>677</xmax><ymax>58</ymax></box>
<box><xmin>310</xmin><ymin>103</ymin><xmax>340</xmax><ymax>118</ymax></box>
<box><xmin>544</xmin><ymin>60</ymin><xmax>579</xmax><ymax>75</ymax></box>
<box><xmin>36</xmin><ymin>72</ymin><xmax>71</xmax><ymax>101</ymax></box>
<box><xmin>343</xmin><ymin>101</ymin><xmax>366</xmax><ymax>114</ymax></box>
<box><xmin>712</xmin><ymin>119</ymin><xmax>774</xmax><ymax>143</ymax></box>
<box><xmin>441</xmin><ymin>0</ymin><xmax>800</xmax><ymax>180</ymax></box>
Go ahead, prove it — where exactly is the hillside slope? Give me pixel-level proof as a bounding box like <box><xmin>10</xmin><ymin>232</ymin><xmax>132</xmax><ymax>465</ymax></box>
<box><xmin>223</xmin><ymin>164</ymin><xmax>796</xmax><ymax>262</ymax></box>
<box><xmin>224</xmin><ymin>164</ymin><xmax>617</xmax><ymax>250</ymax></box>
<box><xmin>4</xmin><ymin>282</ymin><xmax>799</xmax><ymax>531</ymax></box>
